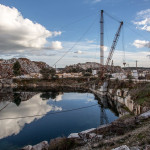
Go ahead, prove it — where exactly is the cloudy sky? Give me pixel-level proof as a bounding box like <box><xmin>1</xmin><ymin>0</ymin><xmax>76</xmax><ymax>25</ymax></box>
<box><xmin>0</xmin><ymin>0</ymin><xmax>150</xmax><ymax>67</ymax></box>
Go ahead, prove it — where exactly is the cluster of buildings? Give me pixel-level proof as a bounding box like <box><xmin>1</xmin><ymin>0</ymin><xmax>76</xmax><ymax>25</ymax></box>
<box><xmin>1</xmin><ymin>58</ymin><xmax>150</xmax><ymax>80</ymax></box>
<box><xmin>56</xmin><ymin>72</ymin><xmax>82</xmax><ymax>78</ymax></box>
<box><xmin>111</xmin><ymin>69</ymin><xmax>150</xmax><ymax>80</ymax></box>
<box><xmin>13</xmin><ymin>73</ymin><xmax>42</xmax><ymax>79</ymax></box>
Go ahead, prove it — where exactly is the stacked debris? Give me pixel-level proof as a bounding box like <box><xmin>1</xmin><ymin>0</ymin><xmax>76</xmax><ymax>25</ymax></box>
<box><xmin>0</xmin><ymin>58</ymin><xmax>52</xmax><ymax>78</ymax></box>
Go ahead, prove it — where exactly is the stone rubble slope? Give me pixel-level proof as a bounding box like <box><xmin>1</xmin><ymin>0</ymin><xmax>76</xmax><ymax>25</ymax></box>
<box><xmin>0</xmin><ymin>58</ymin><xmax>51</xmax><ymax>78</ymax></box>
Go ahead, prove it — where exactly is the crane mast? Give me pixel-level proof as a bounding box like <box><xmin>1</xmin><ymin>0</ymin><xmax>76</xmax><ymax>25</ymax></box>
<box><xmin>100</xmin><ymin>10</ymin><xmax>104</xmax><ymax>66</ymax></box>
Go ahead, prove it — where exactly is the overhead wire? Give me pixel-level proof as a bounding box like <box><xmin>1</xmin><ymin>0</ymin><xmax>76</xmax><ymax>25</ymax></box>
<box><xmin>0</xmin><ymin>102</ymin><xmax>11</xmax><ymax>112</ymax></box>
<box><xmin>22</xmin><ymin>12</ymin><xmax>97</xmax><ymax>46</ymax></box>
<box><xmin>94</xmin><ymin>27</ymin><xmax>100</xmax><ymax>62</ymax></box>
<box><xmin>0</xmin><ymin>103</ymin><xmax>98</xmax><ymax>120</ymax></box>
<box><xmin>122</xmin><ymin>25</ymin><xmax>126</xmax><ymax>64</ymax></box>
<box><xmin>103</xmin><ymin>10</ymin><xmax>150</xmax><ymax>68</ymax></box>
<box><xmin>125</xmin><ymin>23</ymin><xmax>148</xmax><ymax>40</ymax></box>
<box><xmin>104</xmin><ymin>10</ymin><xmax>149</xmax><ymax>41</ymax></box>
<box><xmin>59</xmin><ymin>12</ymin><xmax>96</xmax><ymax>30</ymax></box>
<box><xmin>52</xmin><ymin>15</ymin><xmax>99</xmax><ymax>67</ymax></box>
<box><xmin>104</xmin><ymin>11</ymin><xmax>121</xmax><ymax>23</ymax></box>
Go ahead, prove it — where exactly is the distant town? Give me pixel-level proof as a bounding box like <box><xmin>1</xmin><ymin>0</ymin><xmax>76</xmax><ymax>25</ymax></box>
<box><xmin>0</xmin><ymin>57</ymin><xmax>150</xmax><ymax>81</ymax></box>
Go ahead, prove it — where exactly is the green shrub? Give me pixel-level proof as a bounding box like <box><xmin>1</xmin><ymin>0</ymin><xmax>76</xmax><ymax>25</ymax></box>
<box><xmin>13</xmin><ymin>61</ymin><xmax>21</xmax><ymax>76</ymax></box>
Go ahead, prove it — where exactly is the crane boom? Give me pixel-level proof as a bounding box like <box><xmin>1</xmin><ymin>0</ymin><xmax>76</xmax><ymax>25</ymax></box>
<box><xmin>105</xmin><ymin>21</ymin><xmax>123</xmax><ymax>66</ymax></box>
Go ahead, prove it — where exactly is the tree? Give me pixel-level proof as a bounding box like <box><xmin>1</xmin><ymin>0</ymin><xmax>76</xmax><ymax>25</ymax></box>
<box><xmin>13</xmin><ymin>93</ymin><xmax>21</xmax><ymax>106</ymax></box>
<box><xmin>83</xmin><ymin>72</ymin><xmax>92</xmax><ymax>76</ymax></box>
<box><xmin>13</xmin><ymin>61</ymin><xmax>21</xmax><ymax>76</ymax></box>
<box><xmin>86</xmin><ymin>68</ymin><xmax>92</xmax><ymax>73</ymax></box>
<box><xmin>40</xmin><ymin>68</ymin><xmax>56</xmax><ymax>79</ymax></box>
<box><xmin>40</xmin><ymin>92</ymin><xmax>59</xmax><ymax>100</ymax></box>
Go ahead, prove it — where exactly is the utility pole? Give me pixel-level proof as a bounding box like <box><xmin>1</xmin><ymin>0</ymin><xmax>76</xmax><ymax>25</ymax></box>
<box><xmin>100</xmin><ymin>10</ymin><xmax>104</xmax><ymax>67</ymax></box>
<box><xmin>55</xmin><ymin>65</ymin><xmax>56</xmax><ymax>73</ymax></box>
<box><xmin>136</xmin><ymin>60</ymin><xmax>138</xmax><ymax>70</ymax></box>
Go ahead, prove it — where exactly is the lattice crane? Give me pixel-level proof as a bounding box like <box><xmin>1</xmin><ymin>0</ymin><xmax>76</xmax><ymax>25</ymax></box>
<box><xmin>100</xmin><ymin>10</ymin><xmax>123</xmax><ymax>79</ymax></box>
<box><xmin>105</xmin><ymin>21</ymin><xmax>123</xmax><ymax>66</ymax></box>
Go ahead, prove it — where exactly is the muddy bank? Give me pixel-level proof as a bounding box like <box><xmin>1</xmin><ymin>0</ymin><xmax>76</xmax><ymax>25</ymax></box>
<box><xmin>0</xmin><ymin>77</ymin><xmax>95</xmax><ymax>94</ymax></box>
<box><xmin>0</xmin><ymin>77</ymin><xmax>96</xmax><ymax>89</ymax></box>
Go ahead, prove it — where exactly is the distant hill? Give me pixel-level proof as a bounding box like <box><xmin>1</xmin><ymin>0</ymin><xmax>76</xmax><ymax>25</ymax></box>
<box><xmin>0</xmin><ymin>58</ymin><xmax>52</xmax><ymax>78</ymax></box>
<box><xmin>123</xmin><ymin>67</ymin><xmax>150</xmax><ymax>70</ymax></box>
<box><xmin>63</xmin><ymin>62</ymin><xmax>122</xmax><ymax>73</ymax></box>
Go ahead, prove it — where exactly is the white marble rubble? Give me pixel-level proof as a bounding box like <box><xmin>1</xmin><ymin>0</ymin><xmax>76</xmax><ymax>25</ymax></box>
<box><xmin>80</xmin><ymin>128</ymin><xmax>96</xmax><ymax>134</ymax></box>
<box><xmin>22</xmin><ymin>141</ymin><xmax>49</xmax><ymax>150</ymax></box>
<box><xmin>68</xmin><ymin>133</ymin><xmax>80</xmax><ymax>138</ymax></box>
<box><xmin>139</xmin><ymin>110</ymin><xmax>150</xmax><ymax>119</ymax></box>
<box><xmin>112</xmin><ymin>145</ymin><xmax>130</xmax><ymax>150</ymax></box>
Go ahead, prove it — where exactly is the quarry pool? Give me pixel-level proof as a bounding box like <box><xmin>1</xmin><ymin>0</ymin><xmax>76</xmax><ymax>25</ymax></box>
<box><xmin>0</xmin><ymin>91</ymin><xmax>118</xmax><ymax>150</ymax></box>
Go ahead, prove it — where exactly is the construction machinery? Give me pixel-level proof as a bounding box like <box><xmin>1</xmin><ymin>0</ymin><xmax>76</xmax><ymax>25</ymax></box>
<box><xmin>100</xmin><ymin>10</ymin><xmax>123</xmax><ymax>80</ymax></box>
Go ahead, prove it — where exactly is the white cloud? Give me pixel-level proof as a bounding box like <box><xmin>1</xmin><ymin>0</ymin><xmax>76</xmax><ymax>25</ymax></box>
<box><xmin>133</xmin><ymin>40</ymin><xmax>150</xmax><ymax>48</ymax></box>
<box><xmin>2</xmin><ymin>40</ymin><xmax>150</xmax><ymax>68</ymax></box>
<box><xmin>28</xmin><ymin>47</ymin><xmax>150</xmax><ymax>68</ymax></box>
<box><xmin>92</xmin><ymin>0</ymin><xmax>101</xmax><ymax>3</ymax></box>
<box><xmin>85</xmin><ymin>0</ymin><xmax>101</xmax><ymax>4</ymax></box>
<box><xmin>137</xmin><ymin>9</ymin><xmax>150</xmax><ymax>17</ymax></box>
<box><xmin>100</xmin><ymin>45</ymin><xmax>108</xmax><ymax>51</ymax></box>
<box><xmin>74</xmin><ymin>50</ymin><xmax>83</xmax><ymax>54</ymax></box>
<box><xmin>51</xmin><ymin>41</ymin><xmax>63</xmax><ymax>50</ymax></box>
<box><xmin>55</xmin><ymin>93</ymin><xmax>63</xmax><ymax>101</ymax></box>
<box><xmin>0</xmin><ymin>4</ymin><xmax>62</xmax><ymax>51</ymax></box>
<box><xmin>133</xmin><ymin>9</ymin><xmax>150</xmax><ymax>32</ymax></box>
<box><xmin>87</xmin><ymin>40</ymin><xmax>94</xmax><ymax>43</ymax></box>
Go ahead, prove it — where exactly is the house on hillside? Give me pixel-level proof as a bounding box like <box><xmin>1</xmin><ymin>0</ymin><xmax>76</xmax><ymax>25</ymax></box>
<box><xmin>111</xmin><ymin>73</ymin><xmax>127</xmax><ymax>80</ymax></box>
<box><xmin>56</xmin><ymin>72</ymin><xmax>82</xmax><ymax>78</ymax></box>
<box><xmin>131</xmin><ymin>70</ymin><xmax>138</xmax><ymax>79</ymax></box>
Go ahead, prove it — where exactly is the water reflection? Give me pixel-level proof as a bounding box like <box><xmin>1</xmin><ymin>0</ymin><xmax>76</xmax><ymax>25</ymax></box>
<box><xmin>40</xmin><ymin>92</ymin><xmax>63</xmax><ymax>101</ymax></box>
<box><xmin>0</xmin><ymin>93</ymin><xmax>62</xmax><ymax>139</ymax></box>
<box><xmin>13</xmin><ymin>93</ymin><xmax>21</xmax><ymax>106</ymax></box>
<box><xmin>0</xmin><ymin>90</ymin><xmax>119</xmax><ymax>150</ymax></box>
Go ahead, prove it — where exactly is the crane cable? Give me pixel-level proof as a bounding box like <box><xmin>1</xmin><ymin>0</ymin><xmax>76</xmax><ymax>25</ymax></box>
<box><xmin>52</xmin><ymin>15</ymin><xmax>99</xmax><ymax>67</ymax></box>
<box><xmin>122</xmin><ymin>25</ymin><xmax>126</xmax><ymax>64</ymax></box>
<box><xmin>104</xmin><ymin>11</ymin><xmax>121</xmax><ymax>23</ymax></box>
<box><xmin>23</xmin><ymin>12</ymin><xmax>96</xmax><ymax>46</ymax></box>
<box><xmin>104</xmin><ymin>11</ymin><xmax>148</xmax><ymax>40</ymax></box>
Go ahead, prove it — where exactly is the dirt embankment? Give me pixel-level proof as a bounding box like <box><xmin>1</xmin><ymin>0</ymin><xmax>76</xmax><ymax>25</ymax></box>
<box><xmin>22</xmin><ymin>112</ymin><xmax>150</xmax><ymax>150</ymax></box>
<box><xmin>108</xmin><ymin>80</ymin><xmax>150</xmax><ymax>108</ymax></box>
<box><xmin>13</xmin><ymin>77</ymin><xmax>97</xmax><ymax>91</ymax></box>
<box><xmin>71</xmin><ymin>112</ymin><xmax>150</xmax><ymax>150</ymax></box>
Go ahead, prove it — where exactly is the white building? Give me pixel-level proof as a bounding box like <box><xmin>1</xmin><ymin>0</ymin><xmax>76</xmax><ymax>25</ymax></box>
<box><xmin>92</xmin><ymin>70</ymin><xmax>97</xmax><ymax>76</ymax></box>
<box><xmin>111</xmin><ymin>73</ymin><xmax>127</xmax><ymax>80</ymax></box>
<box><xmin>131</xmin><ymin>70</ymin><xmax>138</xmax><ymax>79</ymax></box>
<box><xmin>13</xmin><ymin>75</ymin><xmax>31</xmax><ymax>79</ymax></box>
<box><xmin>56</xmin><ymin>72</ymin><xmax>82</xmax><ymax>78</ymax></box>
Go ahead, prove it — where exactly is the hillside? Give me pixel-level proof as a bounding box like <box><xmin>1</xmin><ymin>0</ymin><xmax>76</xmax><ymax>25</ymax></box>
<box><xmin>63</xmin><ymin>62</ymin><xmax>122</xmax><ymax>73</ymax></box>
<box><xmin>0</xmin><ymin>58</ymin><xmax>51</xmax><ymax>78</ymax></box>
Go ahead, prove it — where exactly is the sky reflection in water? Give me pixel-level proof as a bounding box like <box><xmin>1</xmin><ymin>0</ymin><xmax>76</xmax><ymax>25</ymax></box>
<box><xmin>0</xmin><ymin>92</ymin><xmax>118</xmax><ymax>149</ymax></box>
